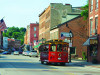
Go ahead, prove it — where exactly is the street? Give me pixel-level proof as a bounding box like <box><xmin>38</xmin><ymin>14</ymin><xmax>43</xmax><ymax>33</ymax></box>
<box><xmin>0</xmin><ymin>55</ymin><xmax>100</xmax><ymax>75</ymax></box>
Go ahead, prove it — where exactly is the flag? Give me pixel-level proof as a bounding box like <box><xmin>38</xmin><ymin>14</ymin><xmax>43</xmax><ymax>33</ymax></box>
<box><xmin>0</xmin><ymin>19</ymin><xmax>7</xmax><ymax>31</ymax></box>
<box><xmin>60</xmin><ymin>33</ymin><xmax>65</xmax><ymax>39</ymax></box>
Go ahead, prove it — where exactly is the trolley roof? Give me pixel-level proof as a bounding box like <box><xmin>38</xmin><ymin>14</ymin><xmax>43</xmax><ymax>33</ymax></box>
<box><xmin>42</xmin><ymin>39</ymin><xmax>69</xmax><ymax>45</ymax></box>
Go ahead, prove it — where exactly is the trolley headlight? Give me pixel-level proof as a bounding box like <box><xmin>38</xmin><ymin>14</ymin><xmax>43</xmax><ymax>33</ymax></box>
<box><xmin>58</xmin><ymin>58</ymin><xmax>61</xmax><ymax>60</ymax></box>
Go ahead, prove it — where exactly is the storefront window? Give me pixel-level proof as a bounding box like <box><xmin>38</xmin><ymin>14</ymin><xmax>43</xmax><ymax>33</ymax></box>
<box><xmin>70</xmin><ymin>47</ymin><xmax>76</xmax><ymax>54</ymax></box>
<box><xmin>90</xmin><ymin>45</ymin><xmax>97</xmax><ymax>56</ymax></box>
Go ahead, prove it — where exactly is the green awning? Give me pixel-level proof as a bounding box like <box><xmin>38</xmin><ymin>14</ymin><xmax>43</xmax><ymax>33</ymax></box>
<box><xmin>34</xmin><ymin>43</ymin><xmax>42</xmax><ymax>48</ymax></box>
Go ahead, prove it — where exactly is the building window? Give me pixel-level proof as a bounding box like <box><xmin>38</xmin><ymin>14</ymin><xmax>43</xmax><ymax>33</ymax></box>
<box><xmin>90</xmin><ymin>45</ymin><xmax>97</xmax><ymax>56</ymax></box>
<box><xmin>90</xmin><ymin>0</ymin><xmax>93</xmax><ymax>12</ymax></box>
<box><xmin>70</xmin><ymin>47</ymin><xmax>76</xmax><ymax>55</ymax></box>
<box><xmin>34</xmin><ymin>40</ymin><xmax>36</xmax><ymax>43</ymax></box>
<box><xmin>95</xmin><ymin>17</ymin><xmax>98</xmax><ymax>34</ymax></box>
<box><xmin>90</xmin><ymin>19</ymin><xmax>93</xmax><ymax>35</ymax></box>
<box><xmin>34</xmin><ymin>27</ymin><xmax>36</xmax><ymax>31</ymax></box>
<box><xmin>34</xmin><ymin>40</ymin><xmax>36</xmax><ymax>45</ymax></box>
<box><xmin>34</xmin><ymin>34</ymin><xmax>36</xmax><ymax>37</ymax></box>
<box><xmin>96</xmin><ymin>0</ymin><xmax>98</xmax><ymax>9</ymax></box>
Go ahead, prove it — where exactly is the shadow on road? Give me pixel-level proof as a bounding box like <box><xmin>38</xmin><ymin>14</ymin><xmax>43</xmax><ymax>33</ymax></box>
<box><xmin>0</xmin><ymin>56</ymin><xmax>7</xmax><ymax>58</ymax></box>
<box><xmin>0</xmin><ymin>62</ymin><xmax>57</xmax><ymax>69</ymax></box>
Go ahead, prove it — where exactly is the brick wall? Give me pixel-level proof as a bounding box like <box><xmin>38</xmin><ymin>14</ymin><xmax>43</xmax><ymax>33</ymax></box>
<box><xmin>30</xmin><ymin>23</ymin><xmax>39</xmax><ymax>46</ymax></box>
<box><xmin>89</xmin><ymin>0</ymin><xmax>100</xmax><ymax>63</ymax></box>
<box><xmin>59</xmin><ymin>16</ymin><xmax>89</xmax><ymax>58</ymax></box>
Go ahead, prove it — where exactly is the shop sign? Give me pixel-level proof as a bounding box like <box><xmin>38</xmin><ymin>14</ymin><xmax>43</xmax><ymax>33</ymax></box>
<box><xmin>90</xmin><ymin>39</ymin><xmax>98</xmax><ymax>45</ymax></box>
<box><xmin>69</xmin><ymin>43</ymin><xmax>72</xmax><ymax>47</ymax></box>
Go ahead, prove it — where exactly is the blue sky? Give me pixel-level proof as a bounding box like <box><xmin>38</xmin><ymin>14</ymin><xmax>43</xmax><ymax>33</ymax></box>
<box><xmin>0</xmin><ymin>0</ymin><xmax>87</xmax><ymax>28</ymax></box>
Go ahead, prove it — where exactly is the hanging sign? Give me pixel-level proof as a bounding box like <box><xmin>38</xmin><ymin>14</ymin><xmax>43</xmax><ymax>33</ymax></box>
<box><xmin>90</xmin><ymin>39</ymin><xmax>98</xmax><ymax>45</ymax></box>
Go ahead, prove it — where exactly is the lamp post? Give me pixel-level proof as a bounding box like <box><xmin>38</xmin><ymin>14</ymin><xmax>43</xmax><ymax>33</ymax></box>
<box><xmin>69</xmin><ymin>31</ymin><xmax>72</xmax><ymax>62</ymax></box>
<box><xmin>42</xmin><ymin>38</ymin><xmax>43</xmax><ymax>43</ymax></box>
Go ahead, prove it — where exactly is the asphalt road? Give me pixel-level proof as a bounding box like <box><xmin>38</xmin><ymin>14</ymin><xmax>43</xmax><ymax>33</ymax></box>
<box><xmin>0</xmin><ymin>55</ymin><xmax>100</xmax><ymax>75</ymax></box>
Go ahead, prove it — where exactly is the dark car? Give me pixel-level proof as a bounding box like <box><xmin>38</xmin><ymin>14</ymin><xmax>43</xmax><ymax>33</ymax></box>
<box><xmin>19</xmin><ymin>50</ymin><xmax>23</xmax><ymax>54</ymax></box>
<box><xmin>2</xmin><ymin>51</ymin><xmax>11</xmax><ymax>54</ymax></box>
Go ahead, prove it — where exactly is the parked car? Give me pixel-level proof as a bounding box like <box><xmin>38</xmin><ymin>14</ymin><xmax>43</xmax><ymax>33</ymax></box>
<box><xmin>22</xmin><ymin>51</ymin><xmax>26</xmax><ymax>55</ymax></box>
<box><xmin>13</xmin><ymin>51</ymin><xmax>19</xmax><ymax>55</ymax></box>
<box><xmin>29</xmin><ymin>51</ymin><xmax>38</xmax><ymax>57</ymax></box>
<box><xmin>23</xmin><ymin>51</ymin><xmax>30</xmax><ymax>56</ymax></box>
<box><xmin>2</xmin><ymin>51</ymin><xmax>11</xmax><ymax>54</ymax></box>
<box><xmin>19</xmin><ymin>50</ymin><xmax>23</xmax><ymax>54</ymax></box>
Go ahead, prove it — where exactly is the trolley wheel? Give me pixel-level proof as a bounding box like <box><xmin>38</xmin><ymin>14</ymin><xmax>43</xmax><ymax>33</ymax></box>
<box><xmin>41</xmin><ymin>61</ymin><xmax>44</xmax><ymax>64</ymax></box>
<box><xmin>54</xmin><ymin>63</ymin><xmax>58</xmax><ymax>66</ymax></box>
<box><xmin>46</xmin><ymin>62</ymin><xmax>51</xmax><ymax>65</ymax></box>
<box><xmin>60</xmin><ymin>63</ymin><xmax>65</xmax><ymax>66</ymax></box>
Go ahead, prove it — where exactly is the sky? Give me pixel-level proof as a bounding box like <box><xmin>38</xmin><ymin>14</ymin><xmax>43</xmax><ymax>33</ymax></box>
<box><xmin>0</xmin><ymin>0</ymin><xmax>87</xmax><ymax>28</ymax></box>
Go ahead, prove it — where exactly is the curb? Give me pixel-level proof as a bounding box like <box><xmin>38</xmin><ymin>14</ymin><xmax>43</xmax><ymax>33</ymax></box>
<box><xmin>86</xmin><ymin>65</ymin><xmax>100</xmax><ymax>68</ymax></box>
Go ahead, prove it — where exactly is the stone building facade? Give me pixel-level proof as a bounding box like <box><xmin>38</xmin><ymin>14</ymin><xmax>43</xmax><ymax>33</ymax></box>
<box><xmin>39</xmin><ymin>3</ymin><xmax>81</xmax><ymax>41</ymax></box>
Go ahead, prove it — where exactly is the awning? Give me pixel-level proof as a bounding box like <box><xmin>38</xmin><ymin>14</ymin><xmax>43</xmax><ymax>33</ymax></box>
<box><xmin>83</xmin><ymin>36</ymin><xmax>97</xmax><ymax>46</ymax></box>
<box><xmin>34</xmin><ymin>43</ymin><xmax>42</xmax><ymax>48</ymax></box>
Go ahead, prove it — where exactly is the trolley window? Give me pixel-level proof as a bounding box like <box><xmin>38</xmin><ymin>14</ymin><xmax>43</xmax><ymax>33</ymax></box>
<box><xmin>40</xmin><ymin>44</ymin><xmax>49</xmax><ymax>52</ymax></box>
<box><xmin>50</xmin><ymin>44</ymin><xmax>56</xmax><ymax>52</ymax></box>
<box><xmin>63</xmin><ymin>45</ymin><xmax>68</xmax><ymax>52</ymax></box>
<box><xmin>57</xmin><ymin>44</ymin><xmax>63</xmax><ymax>52</ymax></box>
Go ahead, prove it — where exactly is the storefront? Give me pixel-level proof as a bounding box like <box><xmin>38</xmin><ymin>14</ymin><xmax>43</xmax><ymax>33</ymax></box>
<box><xmin>83</xmin><ymin>36</ymin><xmax>98</xmax><ymax>63</ymax></box>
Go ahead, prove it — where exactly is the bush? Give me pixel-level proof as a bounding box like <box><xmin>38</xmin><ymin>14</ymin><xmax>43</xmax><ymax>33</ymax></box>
<box><xmin>92</xmin><ymin>58</ymin><xmax>98</xmax><ymax>64</ymax></box>
<box><xmin>82</xmin><ymin>51</ymin><xmax>87</xmax><ymax>60</ymax></box>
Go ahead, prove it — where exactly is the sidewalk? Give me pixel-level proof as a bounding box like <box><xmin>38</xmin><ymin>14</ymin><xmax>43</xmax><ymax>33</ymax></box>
<box><xmin>68</xmin><ymin>59</ymin><xmax>100</xmax><ymax>69</ymax></box>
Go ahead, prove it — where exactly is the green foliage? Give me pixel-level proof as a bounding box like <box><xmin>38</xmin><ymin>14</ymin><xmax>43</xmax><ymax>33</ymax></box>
<box><xmin>3</xmin><ymin>26</ymin><xmax>26</xmax><ymax>45</ymax></box>
<box><xmin>82</xmin><ymin>51</ymin><xmax>87</xmax><ymax>60</ymax></box>
<box><xmin>12</xmin><ymin>32</ymin><xmax>21</xmax><ymax>39</ymax></box>
<box><xmin>81</xmin><ymin>0</ymin><xmax>89</xmax><ymax>20</ymax></box>
<box><xmin>92</xmin><ymin>58</ymin><xmax>98</xmax><ymax>64</ymax></box>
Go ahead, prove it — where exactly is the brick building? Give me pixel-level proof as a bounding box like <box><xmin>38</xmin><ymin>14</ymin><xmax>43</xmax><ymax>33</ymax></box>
<box><xmin>0</xmin><ymin>31</ymin><xmax>3</xmax><ymax>49</ymax></box>
<box><xmin>39</xmin><ymin>3</ymin><xmax>81</xmax><ymax>41</ymax></box>
<box><xmin>14</xmin><ymin>40</ymin><xmax>21</xmax><ymax>49</ymax></box>
<box><xmin>84</xmin><ymin>0</ymin><xmax>100</xmax><ymax>63</ymax></box>
<box><xmin>24</xmin><ymin>23</ymin><xmax>39</xmax><ymax>46</ymax></box>
<box><xmin>8</xmin><ymin>38</ymin><xmax>15</xmax><ymax>49</ymax></box>
<box><xmin>7</xmin><ymin>39</ymin><xmax>21</xmax><ymax>50</ymax></box>
<box><xmin>30</xmin><ymin>23</ymin><xmax>39</xmax><ymax>46</ymax></box>
<box><xmin>50</xmin><ymin>16</ymin><xmax>89</xmax><ymax>58</ymax></box>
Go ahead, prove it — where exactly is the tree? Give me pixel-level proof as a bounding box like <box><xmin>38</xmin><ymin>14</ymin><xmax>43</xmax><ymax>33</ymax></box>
<box><xmin>81</xmin><ymin>0</ymin><xmax>89</xmax><ymax>20</ymax></box>
<box><xmin>19</xmin><ymin>27</ymin><xmax>26</xmax><ymax>33</ymax></box>
<box><xmin>3</xmin><ymin>26</ymin><xmax>26</xmax><ymax>45</ymax></box>
<box><xmin>12</xmin><ymin>32</ymin><xmax>21</xmax><ymax>39</ymax></box>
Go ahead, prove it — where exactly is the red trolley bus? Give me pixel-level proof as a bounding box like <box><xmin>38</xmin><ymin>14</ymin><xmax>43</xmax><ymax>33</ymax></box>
<box><xmin>39</xmin><ymin>39</ymin><xmax>69</xmax><ymax>65</ymax></box>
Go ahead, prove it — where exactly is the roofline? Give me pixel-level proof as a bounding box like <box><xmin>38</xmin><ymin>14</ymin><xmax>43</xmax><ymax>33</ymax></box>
<box><xmin>39</xmin><ymin>9</ymin><xmax>46</xmax><ymax>17</ymax></box>
<box><xmin>51</xmin><ymin>15</ymin><xmax>81</xmax><ymax>30</ymax></box>
<box><xmin>67</xmin><ymin>13</ymin><xmax>81</xmax><ymax>15</ymax></box>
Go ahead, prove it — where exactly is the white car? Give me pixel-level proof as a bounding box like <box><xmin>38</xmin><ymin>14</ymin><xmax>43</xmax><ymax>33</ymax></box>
<box><xmin>14</xmin><ymin>51</ymin><xmax>19</xmax><ymax>55</ymax></box>
<box><xmin>22</xmin><ymin>51</ymin><xmax>26</xmax><ymax>55</ymax></box>
<box><xmin>29</xmin><ymin>51</ymin><xmax>38</xmax><ymax>57</ymax></box>
<box><xmin>24</xmin><ymin>51</ymin><xmax>30</xmax><ymax>56</ymax></box>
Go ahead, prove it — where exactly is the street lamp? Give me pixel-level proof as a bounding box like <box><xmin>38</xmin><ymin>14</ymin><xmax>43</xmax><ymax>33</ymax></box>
<box><xmin>69</xmin><ymin>31</ymin><xmax>72</xmax><ymax>62</ymax></box>
<box><xmin>42</xmin><ymin>38</ymin><xmax>43</xmax><ymax>43</ymax></box>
